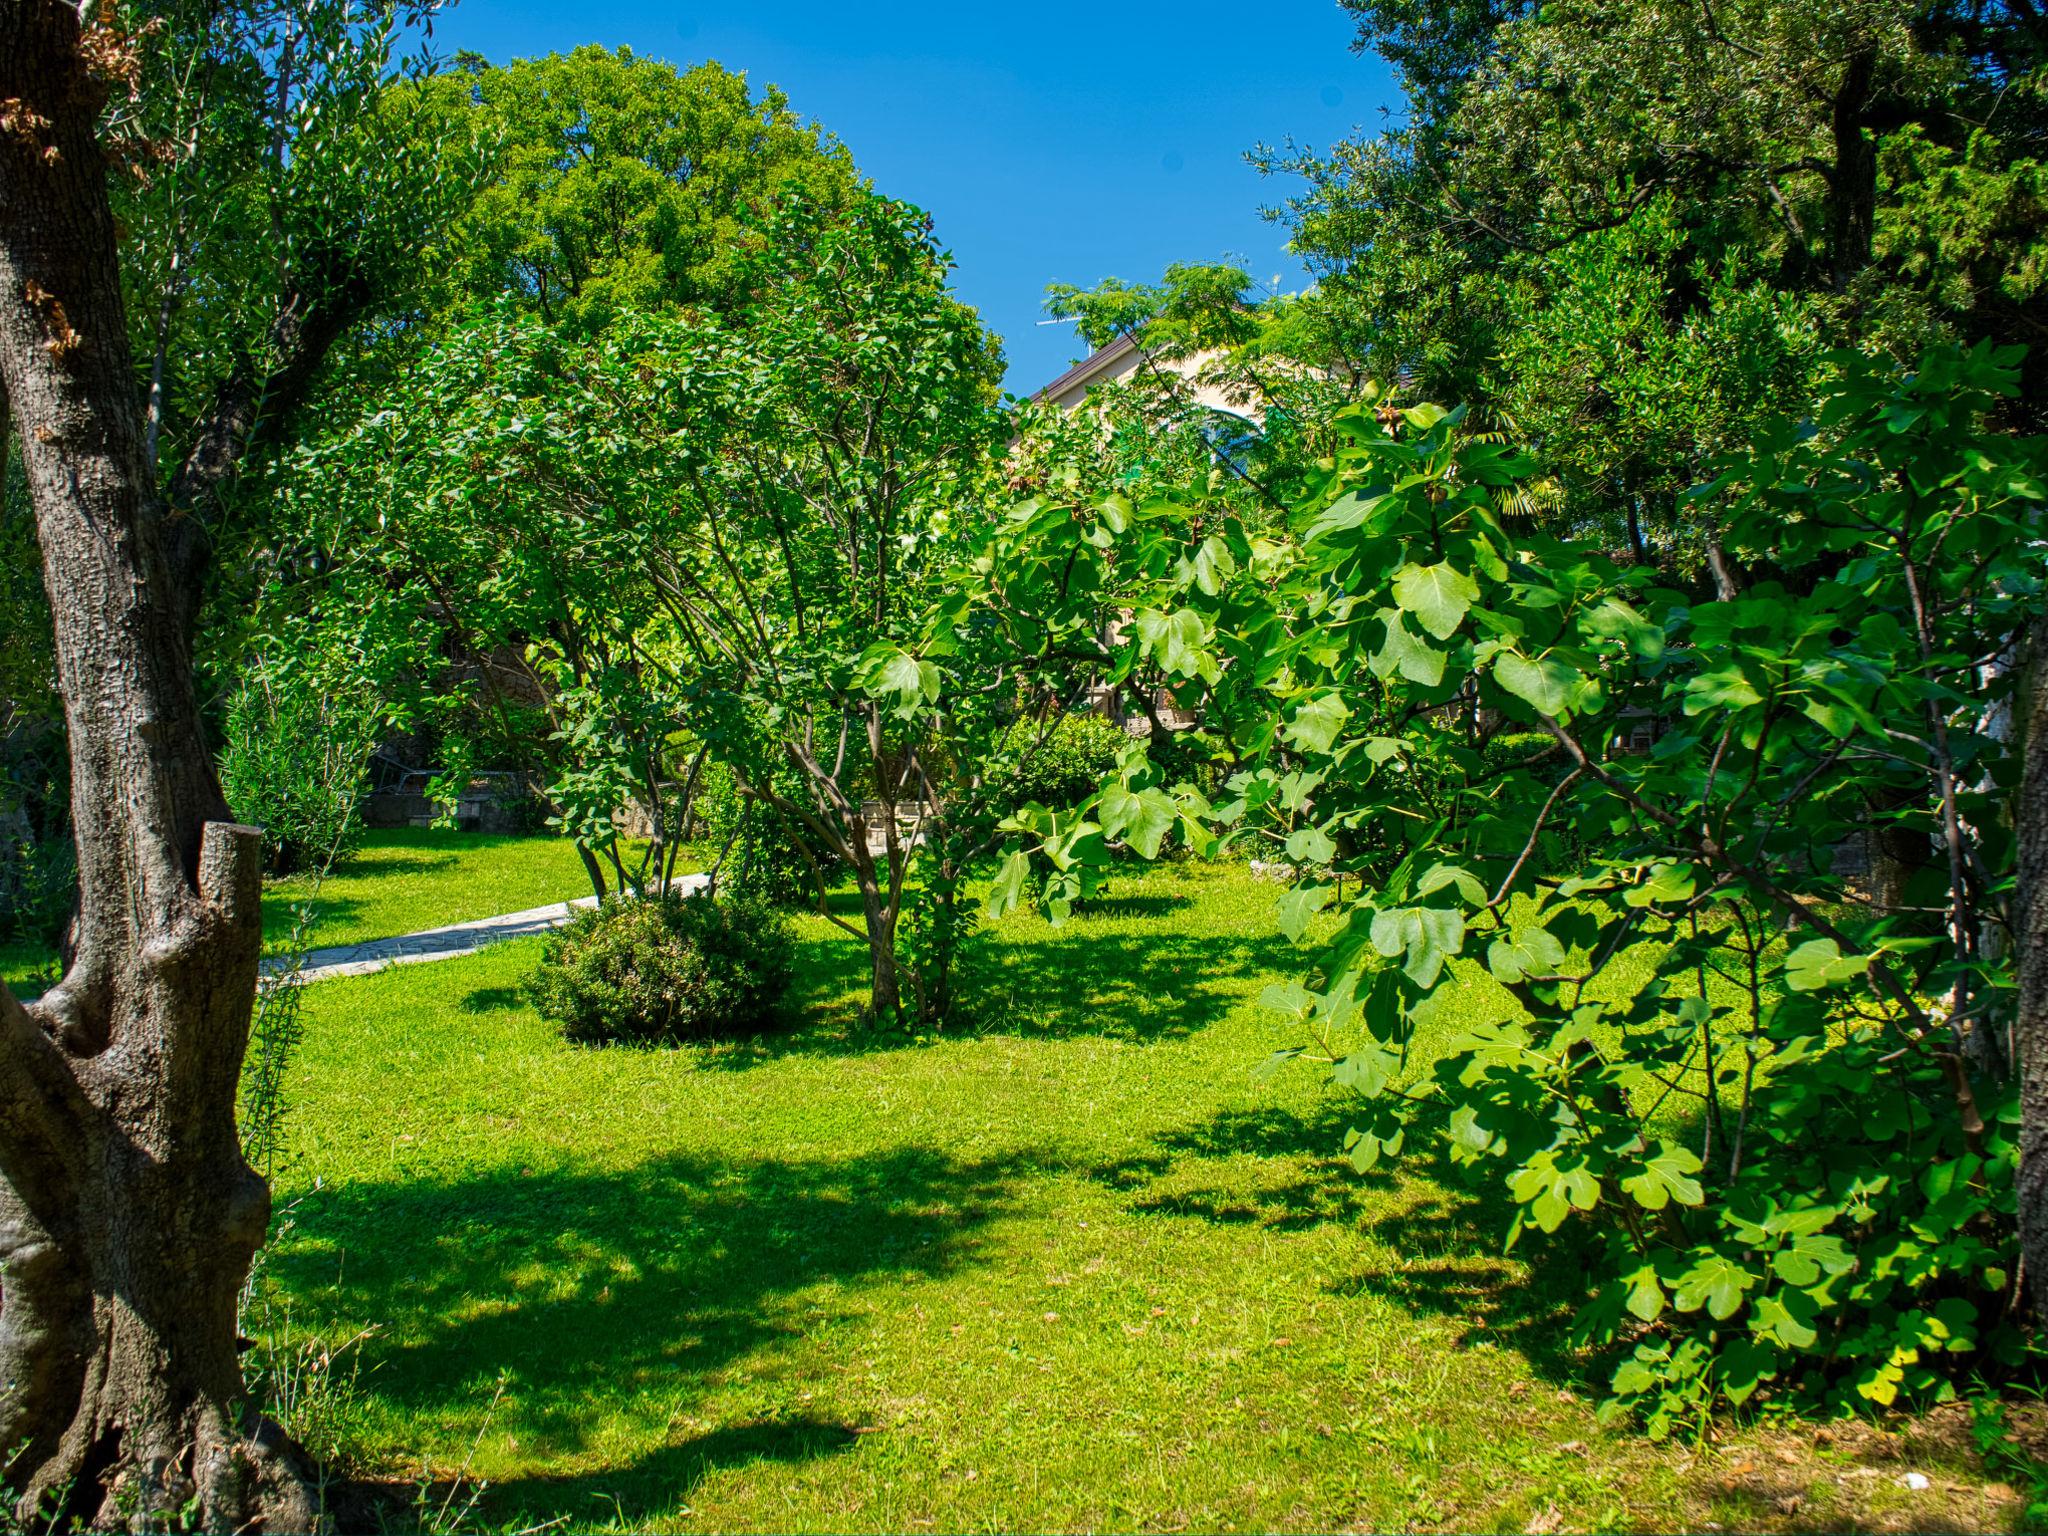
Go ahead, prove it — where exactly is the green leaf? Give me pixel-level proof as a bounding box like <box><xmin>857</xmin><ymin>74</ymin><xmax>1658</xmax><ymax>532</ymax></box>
<box><xmin>1369</xmin><ymin>608</ymin><xmax>1447</xmax><ymax>687</ymax></box>
<box><xmin>1333</xmin><ymin>1040</ymin><xmax>1398</xmax><ymax>1098</ymax></box>
<box><xmin>1303</xmin><ymin>490</ymin><xmax>1388</xmax><ymax>542</ymax></box>
<box><xmin>1344</xmin><ymin>1120</ymin><xmax>1404</xmax><ymax>1172</ymax></box>
<box><xmin>1416</xmin><ymin>862</ymin><xmax>1486</xmax><ymax>905</ymax></box>
<box><xmin>1717</xmin><ymin>1337</ymin><xmax>1779</xmax><ymax>1406</ymax></box>
<box><xmin>1673</xmin><ymin>1253</ymin><xmax>1756</xmax><ymax>1321</ymax></box>
<box><xmin>1099</xmin><ymin>782</ymin><xmax>1177</xmax><ymax>858</ymax></box>
<box><xmin>1258</xmin><ymin>981</ymin><xmax>1316</xmax><ymax>1019</ymax></box>
<box><xmin>1186</xmin><ymin>534</ymin><xmax>1237</xmax><ymax>596</ymax></box>
<box><xmin>1619</xmin><ymin>1143</ymin><xmax>1705</xmax><ymax>1211</ymax></box>
<box><xmin>1486</xmin><ymin>921</ymin><xmax>1566</xmax><ymax>984</ymax></box>
<box><xmin>1275</xmin><ymin>882</ymin><xmax>1334</xmax><ymax>942</ymax></box>
<box><xmin>1624</xmin><ymin>862</ymin><xmax>1698</xmax><ymax>909</ymax></box>
<box><xmin>1508</xmin><ymin>1154</ymin><xmax>1599</xmax><ymax>1233</ymax></box>
<box><xmin>1392</xmin><ymin>561</ymin><xmax>1480</xmax><ymax>640</ymax></box>
<box><xmin>855</xmin><ymin>642</ymin><xmax>940</xmax><ymax>719</ymax></box>
<box><xmin>1285</xmin><ymin>825</ymin><xmax>1337</xmax><ymax>865</ymax></box>
<box><xmin>1133</xmin><ymin>607</ymin><xmax>1216</xmax><ymax>681</ymax></box>
<box><xmin>1584</xmin><ymin>597</ymin><xmax>1664</xmax><ymax>659</ymax></box>
<box><xmin>1752</xmin><ymin>1289</ymin><xmax>1820</xmax><ymax>1350</ymax></box>
<box><xmin>1682</xmin><ymin>662</ymin><xmax>1763</xmax><ymax>714</ymax></box>
<box><xmin>1783</xmin><ymin>938</ymin><xmax>1871</xmax><ymax>992</ymax></box>
<box><xmin>1621</xmin><ymin>1264</ymin><xmax>1667</xmax><ymax>1322</ymax></box>
<box><xmin>1494</xmin><ymin>650</ymin><xmax>1576</xmax><ymax>716</ymax></box>
<box><xmin>986</xmin><ymin>850</ymin><xmax>1031</xmax><ymax>919</ymax></box>
<box><xmin>1369</xmin><ymin>905</ymin><xmax>1466</xmax><ymax>987</ymax></box>
<box><xmin>1283</xmin><ymin>691</ymin><xmax>1350</xmax><ymax>754</ymax></box>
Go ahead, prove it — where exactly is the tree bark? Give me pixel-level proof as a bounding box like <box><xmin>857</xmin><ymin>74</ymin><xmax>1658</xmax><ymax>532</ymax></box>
<box><xmin>0</xmin><ymin>3</ymin><xmax>322</xmax><ymax>1524</ymax></box>
<box><xmin>161</xmin><ymin>270</ymin><xmax>369</xmax><ymax>637</ymax></box>
<box><xmin>1827</xmin><ymin>45</ymin><xmax>1878</xmax><ymax>292</ymax></box>
<box><xmin>847</xmin><ymin>835</ymin><xmax>906</xmax><ymax>1026</ymax></box>
<box><xmin>2017</xmin><ymin>611</ymin><xmax>2048</xmax><ymax>1320</ymax></box>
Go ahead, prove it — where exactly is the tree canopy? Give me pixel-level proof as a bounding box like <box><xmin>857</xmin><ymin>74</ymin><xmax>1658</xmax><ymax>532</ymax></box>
<box><xmin>415</xmin><ymin>45</ymin><xmax>863</xmax><ymax>330</ymax></box>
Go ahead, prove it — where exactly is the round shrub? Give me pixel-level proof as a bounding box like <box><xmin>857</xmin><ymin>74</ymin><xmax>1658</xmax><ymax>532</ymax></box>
<box><xmin>525</xmin><ymin>889</ymin><xmax>794</xmax><ymax>1045</ymax></box>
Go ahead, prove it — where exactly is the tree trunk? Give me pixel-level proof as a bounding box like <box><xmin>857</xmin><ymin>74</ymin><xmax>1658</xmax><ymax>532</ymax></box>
<box><xmin>1827</xmin><ymin>45</ymin><xmax>1877</xmax><ymax>291</ymax></box>
<box><xmin>856</xmin><ymin>866</ymin><xmax>904</xmax><ymax>1025</ymax></box>
<box><xmin>2016</xmin><ymin>612</ymin><xmax>2048</xmax><ymax>1320</ymax></box>
<box><xmin>0</xmin><ymin>3</ymin><xmax>321</xmax><ymax>1524</ymax></box>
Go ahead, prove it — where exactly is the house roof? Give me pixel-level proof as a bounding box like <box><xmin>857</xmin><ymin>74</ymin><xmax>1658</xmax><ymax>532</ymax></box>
<box><xmin>1029</xmin><ymin>332</ymin><xmax>1141</xmax><ymax>404</ymax></box>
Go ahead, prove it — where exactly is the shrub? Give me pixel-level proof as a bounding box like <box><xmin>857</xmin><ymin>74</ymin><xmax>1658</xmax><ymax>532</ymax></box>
<box><xmin>0</xmin><ymin>825</ymin><xmax>75</xmax><ymax>947</ymax></box>
<box><xmin>993</xmin><ymin>711</ymin><xmax>1128</xmax><ymax>817</ymax></box>
<box><xmin>692</xmin><ymin>760</ymin><xmax>813</xmax><ymax>906</ymax></box>
<box><xmin>0</xmin><ymin>721</ymin><xmax>74</xmax><ymax>945</ymax></box>
<box><xmin>525</xmin><ymin>889</ymin><xmax>794</xmax><ymax>1044</ymax></box>
<box><xmin>219</xmin><ymin>661</ymin><xmax>380</xmax><ymax>876</ymax></box>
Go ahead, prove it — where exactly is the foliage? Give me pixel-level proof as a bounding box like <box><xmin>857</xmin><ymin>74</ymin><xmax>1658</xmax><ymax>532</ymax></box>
<box><xmin>694</xmin><ymin>759</ymin><xmax>811</xmax><ymax>907</ymax></box>
<box><xmin>413</xmin><ymin>45</ymin><xmax>862</xmax><ymax>332</ymax></box>
<box><xmin>974</xmin><ymin>342</ymin><xmax>2045</xmax><ymax>1427</ymax></box>
<box><xmin>106</xmin><ymin>0</ymin><xmax>489</xmax><ymax>502</ymax></box>
<box><xmin>1971</xmin><ymin>1396</ymin><xmax>2048</xmax><ymax>1532</ymax></box>
<box><xmin>283</xmin><ymin>186</ymin><xmax>1014</xmax><ymax>1021</ymax></box>
<box><xmin>525</xmin><ymin>889</ymin><xmax>794</xmax><ymax>1045</ymax></box>
<box><xmin>218</xmin><ymin>644</ymin><xmax>387</xmax><ymax>876</ymax></box>
<box><xmin>991</xmin><ymin>712</ymin><xmax>1129</xmax><ymax>821</ymax></box>
<box><xmin>1246</xmin><ymin>0</ymin><xmax>2048</xmax><ymax>556</ymax></box>
<box><xmin>0</xmin><ymin>825</ymin><xmax>76</xmax><ymax>951</ymax></box>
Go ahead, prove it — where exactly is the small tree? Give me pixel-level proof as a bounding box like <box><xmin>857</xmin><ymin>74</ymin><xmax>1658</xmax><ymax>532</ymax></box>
<box><xmin>984</xmin><ymin>343</ymin><xmax>2048</xmax><ymax>1427</ymax></box>
<box><xmin>291</xmin><ymin>191</ymin><xmax>1028</xmax><ymax>1022</ymax></box>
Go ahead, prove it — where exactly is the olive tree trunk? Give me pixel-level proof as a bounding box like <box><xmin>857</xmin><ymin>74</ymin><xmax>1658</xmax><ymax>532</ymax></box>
<box><xmin>0</xmin><ymin>3</ymin><xmax>321</xmax><ymax>1525</ymax></box>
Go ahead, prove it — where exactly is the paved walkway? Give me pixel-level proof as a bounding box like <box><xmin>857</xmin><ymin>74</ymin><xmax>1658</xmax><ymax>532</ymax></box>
<box><xmin>266</xmin><ymin>873</ymin><xmax>709</xmax><ymax>986</ymax></box>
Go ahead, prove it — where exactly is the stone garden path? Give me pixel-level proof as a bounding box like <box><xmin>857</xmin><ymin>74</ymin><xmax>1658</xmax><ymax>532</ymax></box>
<box><xmin>265</xmin><ymin>872</ymin><xmax>710</xmax><ymax>986</ymax></box>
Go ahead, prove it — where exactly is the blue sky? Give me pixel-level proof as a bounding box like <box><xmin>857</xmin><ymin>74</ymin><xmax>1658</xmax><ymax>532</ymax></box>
<box><xmin>425</xmin><ymin>2</ymin><xmax>1402</xmax><ymax>393</ymax></box>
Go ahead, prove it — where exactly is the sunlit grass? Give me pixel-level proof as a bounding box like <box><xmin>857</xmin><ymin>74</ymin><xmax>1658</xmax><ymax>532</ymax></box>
<box><xmin>256</xmin><ymin>850</ymin><xmax>2002</xmax><ymax>1533</ymax></box>
<box><xmin>3</xmin><ymin>829</ymin><xmax>613</xmax><ymax>994</ymax></box>
<box><xmin>261</xmin><ymin>828</ymin><xmax>617</xmax><ymax>952</ymax></box>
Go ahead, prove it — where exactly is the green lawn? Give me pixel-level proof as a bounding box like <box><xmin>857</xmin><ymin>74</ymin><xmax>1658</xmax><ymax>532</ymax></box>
<box><xmin>262</xmin><ymin>828</ymin><xmax>608</xmax><ymax>951</ymax></box>
<box><xmin>0</xmin><ymin>830</ymin><xmax>605</xmax><ymax>995</ymax></box>
<box><xmin>257</xmin><ymin>851</ymin><xmax>2011</xmax><ymax>1533</ymax></box>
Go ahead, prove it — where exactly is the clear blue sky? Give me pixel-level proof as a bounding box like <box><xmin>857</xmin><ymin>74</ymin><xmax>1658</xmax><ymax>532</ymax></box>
<box><xmin>425</xmin><ymin>2</ymin><xmax>1401</xmax><ymax>393</ymax></box>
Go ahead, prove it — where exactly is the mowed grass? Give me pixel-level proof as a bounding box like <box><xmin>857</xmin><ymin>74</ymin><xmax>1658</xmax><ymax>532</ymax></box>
<box><xmin>1</xmin><ymin>829</ymin><xmax>604</xmax><ymax>997</ymax></box>
<box><xmin>261</xmin><ymin>855</ymin><xmax>2015</xmax><ymax>1533</ymax></box>
<box><xmin>263</xmin><ymin>829</ymin><xmax>608</xmax><ymax>951</ymax></box>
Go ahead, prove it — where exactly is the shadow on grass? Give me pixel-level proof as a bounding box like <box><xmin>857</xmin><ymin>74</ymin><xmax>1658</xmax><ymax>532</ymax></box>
<box><xmin>699</xmin><ymin>908</ymin><xmax>1298</xmax><ymax>1071</ymax></box>
<box><xmin>458</xmin><ymin>986</ymin><xmax>527</xmax><ymax>1013</ymax></box>
<box><xmin>268</xmin><ymin>1145</ymin><xmax>1029</xmax><ymax>1524</ymax></box>
<box><xmin>407</xmin><ymin>1415</ymin><xmax>863</xmax><ymax>1529</ymax></box>
<box><xmin>1092</xmin><ymin>1098</ymin><xmax>1598</xmax><ymax>1386</ymax></box>
<box><xmin>1091</xmin><ymin>1099</ymin><xmax>1396</xmax><ymax>1231</ymax></box>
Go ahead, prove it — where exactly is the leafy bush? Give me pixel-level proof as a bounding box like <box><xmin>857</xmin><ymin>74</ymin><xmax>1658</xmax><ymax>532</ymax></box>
<box><xmin>219</xmin><ymin>659</ymin><xmax>381</xmax><ymax>876</ymax></box>
<box><xmin>986</xmin><ymin>344</ymin><xmax>2045</xmax><ymax>1431</ymax></box>
<box><xmin>0</xmin><ymin>825</ymin><xmax>75</xmax><ymax>948</ymax></box>
<box><xmin>993</xmin><ymin>711</ymin><xmax>1128</xmax><ymax>816</ymax></box>
<box><xmin>525</xmin><ymin>889</ymin><xmax>794</xmax><ymax>1044</ymax></box>
<box><xmin>692</xmin><ymin>760</ymin><xmax>813</xmax><ymax>906</ymax></box>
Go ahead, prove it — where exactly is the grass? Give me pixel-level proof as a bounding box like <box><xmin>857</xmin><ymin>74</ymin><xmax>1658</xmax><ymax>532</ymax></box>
<box><xmin>256</xmin><ymin>846</ymin><xmax>2019</xmax><ymax>1533</ymax></box>
<box><xmin>262</xmin><ymin>829</ymin><xmax>611</xmax><ymax>951</ymax></box>
<box><xmin>0</xmin><ymin>829</ymin><xmax>605</xmax><ymax>995</ymax></box>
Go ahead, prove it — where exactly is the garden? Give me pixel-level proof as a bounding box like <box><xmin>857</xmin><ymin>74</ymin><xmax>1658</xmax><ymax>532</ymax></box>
<box><xmin>2</xmin><ymin>0</ymin><xmax>2047</xmax><ymax>1531</ymax></box>
<box><xmin>253</xmin><ymin>837</ymin><xmax>2019</xmax><ymax>1532</ymax></box>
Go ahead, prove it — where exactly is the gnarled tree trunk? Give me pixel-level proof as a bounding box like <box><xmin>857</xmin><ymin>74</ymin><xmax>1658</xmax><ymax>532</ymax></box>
<box><xmin>0</xmin><ymin>3</ymin><xmax>321</xmax><ymax>1525</ymax></box>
